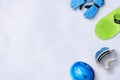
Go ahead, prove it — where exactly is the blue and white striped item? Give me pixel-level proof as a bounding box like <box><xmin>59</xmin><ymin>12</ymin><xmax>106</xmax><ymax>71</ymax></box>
<box><xmin>95</xmin><ymin>47</ymin><xmax>109</xmax><ymax>61</ymax></box>
<box><xmin>95</xmin><ymin>47</ymin><xmax>117</xmax><ymax>69</ymax></box>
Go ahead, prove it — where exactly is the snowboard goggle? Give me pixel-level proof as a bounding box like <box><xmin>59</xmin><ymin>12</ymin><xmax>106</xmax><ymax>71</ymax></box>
<box><xmin>95</xmin><ymin>47</ymin><xmax>117</xmax><ymax>69</ymax></box>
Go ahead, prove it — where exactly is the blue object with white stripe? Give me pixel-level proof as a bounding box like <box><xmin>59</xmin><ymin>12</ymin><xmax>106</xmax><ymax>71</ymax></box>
<box><xmin>84</xmin><ymin>0</ymin><xmax>105</xmax><ymax>19</ymax></box>
<box><xmin>71</xmin><ymin>61</ymin><xmax>95</xmax><ymax>80</ymax></box>
<box><xmin>95</xmin><ymin>47</ymin><xmax>109</xmax><ymax>60</ymax></box>
<box><xmin>71</xmin><ymin>0</ymin><xmax>93</xmax><ymax>10</ymax></box>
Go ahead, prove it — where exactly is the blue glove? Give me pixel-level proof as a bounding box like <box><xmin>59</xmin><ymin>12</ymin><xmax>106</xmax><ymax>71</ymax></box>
<box><xmin>71</xmin><ymin>0</ymin><xmax>93</xmax><ymax>10</ymax></box>
<box><xmin>84</xmin><ymin>0</ymin><xmax>105</xmax><ymax>19</ymax></box>
<box><xmin>84</xmin><ymin>5</ymin><xmax>99</xmax><ymax>19</ymax></box>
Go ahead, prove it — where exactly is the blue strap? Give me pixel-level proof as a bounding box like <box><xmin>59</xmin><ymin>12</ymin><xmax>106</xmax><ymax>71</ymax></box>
<box><xmin>71</xmin><ymin>0</ymin><xmax>93</xmax><ymax>10</ymax></box>
<box><xmin>84</xmin><ymin>0</ymin><xmax>105</xmax><ymax>19</ymax></box>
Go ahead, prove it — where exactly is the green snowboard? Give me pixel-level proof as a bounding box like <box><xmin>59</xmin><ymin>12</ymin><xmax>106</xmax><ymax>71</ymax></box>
<box><xmin>95</xmin><ymin>7</ymin><xmax>120</xmax><ymax>40</ymax></box>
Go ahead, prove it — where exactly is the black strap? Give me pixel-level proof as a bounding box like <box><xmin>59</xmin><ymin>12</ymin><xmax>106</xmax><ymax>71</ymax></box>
<box><xmin>114</xmin><ymin>15</ymin><xmax>120</xmax><ymax>24</ymax></box>
<box><xmin>94</xmin><ymin>3</ymin><xmax>100</xmax><ymax>8</ymax></box>
<box><xmin>85</xmin><ymin>2</ymin><xmax>100</xmax><ymax>9</ymax></box>
<box><xmin>85</xmin><ymin>5</ymin><xmax>92</xmax><ymax>9</ymax></box>
<box><xmin>79</xmin><ymin>0</ymin><xmax>87</xmax><ymax>10</ymax></box>
<box><xmin>79</xmin><ymin>4</ymin><xmax>84</xmax><ymax>10</ymax></box>
<box><xmin>97</xmin><ymin>51</ymin><xmax>110</xmax><ymax>62</ymax></box>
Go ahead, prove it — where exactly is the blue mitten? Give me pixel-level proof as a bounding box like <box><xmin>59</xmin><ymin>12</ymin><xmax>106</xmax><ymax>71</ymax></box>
<box><xmin>84</xmin><ymin>0</ymin><xmax>105</xmax><ymax>19</ymax></box>
<box><xmin>71</xmin><ymin>0</ymin><xmax>93</xmax><ymax>10</ymax></box>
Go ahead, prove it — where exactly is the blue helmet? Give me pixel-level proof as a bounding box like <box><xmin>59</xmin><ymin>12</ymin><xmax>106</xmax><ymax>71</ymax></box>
<box><xmin>70</xmin><ymin>61</ymin><xmax>95</xmax><ymax>80</ymax></box>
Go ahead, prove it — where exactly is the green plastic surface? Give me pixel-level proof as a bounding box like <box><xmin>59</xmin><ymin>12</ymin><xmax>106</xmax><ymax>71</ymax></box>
<box><xmin>95</xmin><ymin>7</ymin><xmax>120</xmax><ymax>40</ymax></box>
<box><xmin>115</xmin><ymin>10</ymin><xmax>120</xmax><ymax>20</ymax></box>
